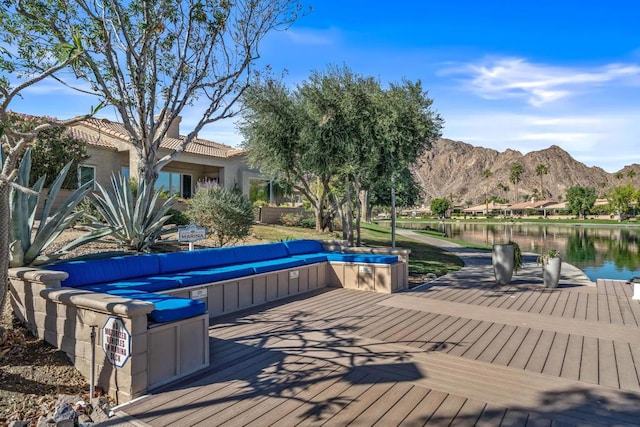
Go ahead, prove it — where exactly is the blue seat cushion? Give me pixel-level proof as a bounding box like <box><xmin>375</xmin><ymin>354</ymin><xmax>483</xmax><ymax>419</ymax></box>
<box><xmin>77</xmin><ymin>276</ymin><xmax>181</xmax><ymax>294</ymax></box>
<box><xmin>164</xmin><ymin>265</ymin><xmax>256</xmax><ymax>287</ymax></box>
<box><xmin>106</xmin><ymin>290</ymin><xmax>207</xmax><ymax>323</ymax></box>
<box><xmin>283</xmin><ymin>239</ymin><xmax>326</xmax><ymax>256</ymax></box>
<box><xmin>233</xmin><ymin>242</ymin><xmax>289</xmax><ymax>264</ymax></box>
<box><xmin>289</xmin><ymin>253</ymin><xmax>329</xmax><ymax>264</ymax></box>
<box><xmin>325</xmin><ymin>253</ymin><xmax>399</xmax><ymax>264</ymax></box>
<box><xmin>46</xmin><ymin>254</ymin><xmax>161</xmax><ymax>288</ymax></box>
<box><xmin>246</xmin><ymin>258</ymin><xmax>306</xmax><ymax>274</ymax></box>
<box><xmin>156</xmin><ymin>247</ymin><xmax>237</xmax><ymax>274</ymax></box>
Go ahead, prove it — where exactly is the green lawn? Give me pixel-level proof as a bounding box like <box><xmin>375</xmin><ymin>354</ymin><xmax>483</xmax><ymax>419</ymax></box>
<box><xmin>251</xmin><ymin>222</ymin><xmax>465</xmax><ymax>277</ymax></box>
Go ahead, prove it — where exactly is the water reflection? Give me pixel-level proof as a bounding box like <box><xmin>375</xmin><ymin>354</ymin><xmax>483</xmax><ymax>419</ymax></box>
<box><xmin>414</xmin><ymin>222</ymin><xmax>640</xmax><ymax>281</ymax></box>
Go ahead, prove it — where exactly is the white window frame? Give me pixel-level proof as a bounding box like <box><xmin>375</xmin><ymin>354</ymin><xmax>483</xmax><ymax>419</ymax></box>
<box><xmin>78</xmin><ymin>165</ymin><xmax>96</xmax><ymax>190</ymax></box>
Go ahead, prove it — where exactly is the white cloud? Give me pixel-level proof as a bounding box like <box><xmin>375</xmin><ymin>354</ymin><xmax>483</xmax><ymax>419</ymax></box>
<box><xmin>282</xmin><ymin>27</ymin><xmax>340</xmax><ymax>46</ymax></box>
<box><xmin>443</xmin><ymin>57</ymin><xmax>640</xmax><ymax>106</ymax></box>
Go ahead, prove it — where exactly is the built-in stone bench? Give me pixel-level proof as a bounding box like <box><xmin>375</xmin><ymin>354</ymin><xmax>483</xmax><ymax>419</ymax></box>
<box><xmin>8</xmin><ymin>239</ymin><xmax>410</xmax><ymax>403</ymax></box>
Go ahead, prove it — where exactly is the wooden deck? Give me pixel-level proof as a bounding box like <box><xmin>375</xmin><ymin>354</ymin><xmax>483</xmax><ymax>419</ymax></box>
<box><xmin>114</xmin><ymin>265</ymin><xmax>640</xmax><ymax>426</ymax></box>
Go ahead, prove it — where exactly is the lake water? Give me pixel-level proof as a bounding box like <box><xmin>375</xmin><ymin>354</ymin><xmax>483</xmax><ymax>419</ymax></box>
<box><xmin>403</xmin><ymin>222</ymin><xmax>640</xmax><ymax>282</ymax></box>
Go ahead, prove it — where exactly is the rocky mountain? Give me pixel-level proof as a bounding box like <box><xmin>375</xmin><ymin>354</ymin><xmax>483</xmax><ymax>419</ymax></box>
<box><xmin>413</xmin><ymin>138</ymin><xmax>640</xmax><ymax>206</ymax></box>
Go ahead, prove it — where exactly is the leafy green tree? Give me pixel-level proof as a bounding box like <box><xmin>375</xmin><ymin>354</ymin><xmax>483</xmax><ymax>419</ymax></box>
<box><xmin>13</xmin><ymin>0</ymin><xmax>304</xmax><ymax>214</ymax></box>
<box><xmin>607</xmin><ymin>183</ymin><xmax>635</xmax><ymax>221</ymax></box>
<box><xmin>370</xmin><ymin>167</ymin><xmax>422</xmax><ymax>209</ymax></box>
<box><xmin>0</xmin><ymin>5</ymin><xmax>97</xmax><ymax>330</ymax></box>
<box><xmin>509</xmin><ymin>162</ymin><xmax>524</xmax><ymax>203</ymax></box>
<box><xmin>566</xmin><ymin>185</ymin><xmax>596</xmax><ymax>219</ymax></box>
<box><xmin>188</xmin><ymin>185</ymin><xmax>254</xmax><ymax>247</ymax></box>
<box><xmin>535</xmin><ymin>164</ymin><xmax>548</xmax><ymax>199</ymax></box>
<box><xmin>240</xmin><ymin>66</ymin><xmax>442</xmax><ymax>242</ymax></box>
<box><xmin>8</xmin><ymin>113</ymin><xmax>88</xmax><ymax>188</ymax></box>
<box><xmin>430</xmin><ymin>198</ymin><xmax>451</xmax><ymax>218</ymax></box>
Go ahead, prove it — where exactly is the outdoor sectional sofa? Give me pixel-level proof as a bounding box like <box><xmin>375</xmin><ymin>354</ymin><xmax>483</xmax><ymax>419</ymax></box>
<box><xmin>8</xmin><ymin>239</ymin><xmax>410</xmax><ymax>403</ymax></box>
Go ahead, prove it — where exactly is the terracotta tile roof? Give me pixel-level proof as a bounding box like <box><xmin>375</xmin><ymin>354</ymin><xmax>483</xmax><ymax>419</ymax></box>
<box><xmin>463</xmin><ymin>201</ymin><xmax>510</xmax><ymax>212</ymax></box>
<box><xmin>65</xmin><ymin>126</ymin><xmax>114</xmax><ymax>149</ymax></box>
<box><xmin>509</xmin><ymin>200</ymin><xmax>559</xmax><ymax>210</ymax></box>
<box><xmin>78</xmin><ymin>117</ymin><xmax>239</xmax><ymax>158</ymax></box>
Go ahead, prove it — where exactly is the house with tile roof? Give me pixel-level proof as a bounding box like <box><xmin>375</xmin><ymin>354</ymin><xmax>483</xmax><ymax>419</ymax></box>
<box><xmin>70</xmin><ymin>116</ymin><xmax>264</xmax><ymax>198</ymax></box>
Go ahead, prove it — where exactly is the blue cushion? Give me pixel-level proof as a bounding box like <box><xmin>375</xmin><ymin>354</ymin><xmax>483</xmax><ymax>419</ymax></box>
<box><xmin>246</xmin><ymin>258</ymin><xmax>306</xmax><ymax>274</ymax></box>
<box><xmin>289</xmin><ymin>253</ymin><xmax>329</xmax><ymax>264</ymax></box>
<box><xmin>283</xmin><ymin>239</ymin><xmax>325</xmax><ymax>256</ymax></box>
<box><xmin>156</xmin><ymin>247</ymin><xmax>237</xmax><ymax>274</ymax></box>
<box><xmin>232</xmin><ymin>242</ymin><xmax>289</xmax><ymax>264</ymax></box>
<box><xmin>77</xmin><ymin>276</ymin><xmax>181</xmax><ymax>294</ymax></box>
<box><xmin>325</xmin><ymin>253</ymin><xmax>399</xmax><ymax>264</ymax></box>
<box><xmin>165</xmin><ymin>265</ymin><xmax>256</xmax><ymax>287</ymax></box>
<box><xmin>47</xmin><ymin>254</ymin><xmax>161</xmax><ymax>288</ymax></box>
<box><xmin>106</xmin><ymin>290</ymin><xmax>207</xmax><ymax>323</ymax></box>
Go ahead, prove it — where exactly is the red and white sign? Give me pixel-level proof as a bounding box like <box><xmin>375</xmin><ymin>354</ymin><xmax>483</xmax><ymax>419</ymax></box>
<box><xmin>102</xmin><ymin>317</ymin><xmax>131</xmax><ymax>368</ymax></box>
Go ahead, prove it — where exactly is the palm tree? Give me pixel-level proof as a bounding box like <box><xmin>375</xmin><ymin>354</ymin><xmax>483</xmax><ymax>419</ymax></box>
<box><xmin>614</xmin><ymin>171</ymin><xmax>624</xmax><ymax>181</ymax></box>
<box><xmin>482</xmin><ymin>168</ymin><xmax>493</xmax><ymax>215</ymax></box>
<box><xmin>535</xmin><ymin>164</ymin><xmax>548</xmax><ymax>199</ymax></box>
<box><xmin>510</xmin><ymin>162</ymin><xmax>524</xmax><ymax>204</ymax></box>
<box><xmin>497</xmin><ymin>182</ymin><xmax>509</xmax><ymax>202</ymax></box>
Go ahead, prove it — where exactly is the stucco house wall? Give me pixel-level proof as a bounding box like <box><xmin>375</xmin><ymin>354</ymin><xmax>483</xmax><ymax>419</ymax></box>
<box><xmin>70</xmin><ymin>116</ymin><xmax>261</xmax><ymax>198</ymax></box>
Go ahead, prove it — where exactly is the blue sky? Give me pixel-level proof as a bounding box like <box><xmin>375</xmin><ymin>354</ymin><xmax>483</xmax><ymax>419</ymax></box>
<box><xmin>13</xmin><ymin>0</ymin><xmax>640</xmax><ymax>172</ymax></box>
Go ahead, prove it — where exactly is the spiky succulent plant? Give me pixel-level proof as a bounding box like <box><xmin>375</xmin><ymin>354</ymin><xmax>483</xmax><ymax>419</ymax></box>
<box><xmin>90</xmin><ymin>173</ymin><xmax>176</xmax><ymax>252</ymax></box>
<box><xmin>9</xmin><ymin>149</ymin><xmax>111</xmax><ymax>267</ymax></box>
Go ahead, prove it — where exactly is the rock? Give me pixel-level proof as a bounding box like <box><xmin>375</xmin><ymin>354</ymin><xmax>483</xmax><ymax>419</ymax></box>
<box><xmin>52</xmin><ymin>402</ymin><xmax>77</xmax><ymax>425</ymax></box>
<box><xmin>8</xmin><ymin>421</ymin><xmax>30</xmax><ymax>427</ymax></box>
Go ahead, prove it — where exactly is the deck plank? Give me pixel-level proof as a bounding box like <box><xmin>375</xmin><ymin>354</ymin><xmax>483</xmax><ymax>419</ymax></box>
<box><xmin>525</xmin><ymin>330</ymin><xmax>555</xmax><ymax>374</ymax></box>
<box><xmin>579</xmin><ymin>336</ymin><xmax>599</xmax><ymax>384</ymax></box>
<box><xmin>598</xmin><ymin>339</ymin><xmax>619</xmax><ymax>389</ymax></box>
<box><xmin>371</xmin><ymin>384</ymin><xmax>430</xmax><ymax>426</ymax></box>
<box><xmin>560</xmin><ymin>334</ymin><xmax>582</xmax><ymax>381</ymax></box>
<box><xmin>614</xmin><ymin>341</ymin><xmax>640</xmax><ymax>391</ymax></box>
<box><xmin>542</xmin><ymin>333</ymin><xmax>569</xmax><ymax>377</ymax></box>
<box><xmin>508</xmin><ymin>328</ymin><xmax>543</xmax><ymax>370</ymax></box>
<box><xmin>114</xmin><ymin>282</ymin><xmax>640</xmax><ymax>427</ymax></box>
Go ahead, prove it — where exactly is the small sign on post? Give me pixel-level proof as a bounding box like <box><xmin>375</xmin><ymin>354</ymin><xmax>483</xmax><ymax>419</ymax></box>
<box><xmin>178</xmin><ymin>223</ymin><xmax>207</xmax><ymax>251</ymax></box>
<box><xmin>102</xmin><ymin>317</ymin><xmax>131</xmax><ymax>368</ymax></box>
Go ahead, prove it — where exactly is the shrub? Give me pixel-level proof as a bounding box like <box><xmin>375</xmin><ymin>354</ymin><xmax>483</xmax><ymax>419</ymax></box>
<box><xmin>166</xmin><ymin>208</ymin><xmax>191</xmax><ymax>226</ymax></box>
<box><xmin>300</xmin><ymin>216</ymin><xmax>316</xmax><ymax>229</ymax></box>
<box><xmin>280</xmin><ymin>213</ymin><xmax>303</xmax><ymax>227</ymax></box>
<box><xmin>76</xmin><ymin>198</ymin><xmax>102</xmax><ymax>225</ymax></box>
<box><xmin>188</xmin><ymin>186</ymin><xmax>254</xmax><ymax>247</ymax></box>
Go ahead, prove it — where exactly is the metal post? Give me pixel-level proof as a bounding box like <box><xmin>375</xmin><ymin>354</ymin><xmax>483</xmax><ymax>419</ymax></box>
<box><xmin>90</xmin><ymin>325</ymin><xmax>96</xmax><ymax>400</ymax></box>
<box><xmin>391</xmin><ymin>184</ymin><xmax>396</xmax><ymax>248</ymax></box>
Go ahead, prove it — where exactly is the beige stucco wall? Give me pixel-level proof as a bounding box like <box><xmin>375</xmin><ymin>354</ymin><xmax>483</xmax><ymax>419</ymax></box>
<box><xmin>83</xmin><ymin>141</ymin><xmax>259</xmax><ymax>197</ymax></box>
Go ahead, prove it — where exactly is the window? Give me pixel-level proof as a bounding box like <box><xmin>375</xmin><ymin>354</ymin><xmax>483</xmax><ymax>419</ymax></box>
<box><xmin>78</xmin><ymin>165</ymin><xmax>96</xmax><ymax>189</ymax></box>
<box><xmin>155</xmin><ymin>171</ymin><xmax>193</xmax><ymax>198</ymax></box>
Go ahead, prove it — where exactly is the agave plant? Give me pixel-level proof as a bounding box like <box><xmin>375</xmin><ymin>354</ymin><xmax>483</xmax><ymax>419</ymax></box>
<box><xmin>9</xmin><ymin>149</ymin><xmax>112</xmax><ymax>267</ymax></box>
<box><xmin>91</xmin><ymin>173</ymin><xmax>176</xmax><ymax>252</ymax></box>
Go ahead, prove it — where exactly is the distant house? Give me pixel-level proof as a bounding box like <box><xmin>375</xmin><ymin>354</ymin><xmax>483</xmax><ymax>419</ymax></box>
<box><xmin>508</xmin><ymin>199</ymin><xmax>559</xmax><ymax>217</ymax></box>
<box><xmin>463</xmin><ymin>201</ymin><xmax>510</xmax><ymax>216</ymax></box>
<box><xmin>69</xmin><ymin>116</ymin><xmax>264</xmax><ymax>198</ymax></box>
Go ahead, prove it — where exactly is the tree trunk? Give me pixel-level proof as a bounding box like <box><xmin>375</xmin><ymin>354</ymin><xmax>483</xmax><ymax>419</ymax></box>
<box><xmin>359</xmin><ymin>190</ymin><xmax>370</xmax><ymax>223</ymax></box>
<box><xmin>345</xmin><ymin>179</ymin><xmax>353</xmax><ymax>246</ymax></box>
<box><xmin>0</xmin><ymin>182</ymin><xmax>10</xmax><ymax>321</ymax></box>
<box><xmin>355</xmin><ymin>194</ymin><xmax>362</xmax><ymax>247</ymax></box>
